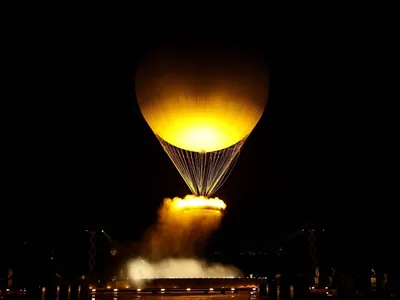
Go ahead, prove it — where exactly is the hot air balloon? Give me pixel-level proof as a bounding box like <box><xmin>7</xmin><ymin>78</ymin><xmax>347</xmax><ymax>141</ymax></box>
<box><xmin>136</xmin><ymin>42</ymin><xmax>268</xmax><ymax>197</ymax></box>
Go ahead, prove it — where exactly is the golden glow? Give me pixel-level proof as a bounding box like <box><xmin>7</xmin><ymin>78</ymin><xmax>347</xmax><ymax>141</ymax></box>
<box><xmin>136</xmin><ymin>195</ymin><xmax>226</xmax><ymax>260</ymax></box>
<box><xmin>135</xmin><ymin>49</ymin><xmax>268</xmax><ymax>152</ymax></box>
<box><xmin>137</xmin><ymin>92</ymin><xmax>264</xmax><ymax>152</ymax></box>
<box><xmin>172</xmin><ymin>195</ymin><xmax>226</xmax><ymax>212</ymax></box>
<box><xmin>127</xmin><ymin>195</ymin><xmax>242</xmax><ymax>279</ymax></box>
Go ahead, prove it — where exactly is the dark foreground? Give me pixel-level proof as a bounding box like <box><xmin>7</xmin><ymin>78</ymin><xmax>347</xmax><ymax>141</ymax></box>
<box><xmin>92</xmin><ymin>293</ymin><xmax>257</xmax><ymax>300</ymax></box>
<box><xmin>2</xmin><ymin>288</ymin><xmax>400</xmax><ymax>300</ymax></box>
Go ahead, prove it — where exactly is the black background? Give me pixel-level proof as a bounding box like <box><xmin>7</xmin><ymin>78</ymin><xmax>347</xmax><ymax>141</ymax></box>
<box><xmin>2</xmin><ymin>6</ymin><xmax>398</xmax><ymax>279</ymax></box>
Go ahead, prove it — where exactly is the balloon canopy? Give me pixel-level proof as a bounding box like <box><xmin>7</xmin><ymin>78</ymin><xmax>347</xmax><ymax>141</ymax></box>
<box><xmin>135</xmin><ymin>42</ymin><xmax>269</xmax><ymax>196</ymax></box>
<box><xmin>136</xmin><ymin>45</ymin><xmax>268</xmax><ymax>152</ymax></box>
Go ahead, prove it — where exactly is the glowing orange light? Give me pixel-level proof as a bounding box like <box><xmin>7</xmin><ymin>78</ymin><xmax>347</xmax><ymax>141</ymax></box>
<box><xmin>136</xmin><ymin>47</ymin><xmax>268</xmax><ymax>152</ymax></box>
<box><xmin>172</xmin><ymin>195</ymin><xmax>226</xmax><ymax>212</ymax></box>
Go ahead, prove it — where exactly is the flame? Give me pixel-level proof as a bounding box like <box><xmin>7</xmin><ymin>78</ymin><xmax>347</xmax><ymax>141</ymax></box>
<box><xmin>172</xmin><ymin>195</ymin><xmax>226</xmax><ymax>212</ymax></box>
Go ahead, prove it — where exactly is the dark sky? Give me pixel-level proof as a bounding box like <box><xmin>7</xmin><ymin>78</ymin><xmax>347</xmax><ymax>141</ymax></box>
<box><xmin>4</xmin><ymin>11</ymin><xmax>397</xmax><ymax>267</ymax></box>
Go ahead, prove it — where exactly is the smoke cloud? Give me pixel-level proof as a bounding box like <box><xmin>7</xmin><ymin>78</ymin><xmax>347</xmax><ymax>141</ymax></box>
<box><xmin>138</xmin><ymin>196</ymin><xmax>224</xmax><ymax>259</ymax></box>
<box><xmin>128</xmin><ymin>258</ymin><xmax>242</xmax><ymax>279</ymax></box>
<box><xmin>127</xmin><ymin>196</ymin><xmax>242</xmax><ymax>280</ymax></box>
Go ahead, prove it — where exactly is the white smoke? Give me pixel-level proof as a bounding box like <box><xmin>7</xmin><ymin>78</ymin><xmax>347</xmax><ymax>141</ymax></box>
<box><xmin>126</xmin><ymin>196</ymin><xmax>243</xmax><ymax>284</ymax></box>
<box><xmin>128</xmin><ymin>257</ymin><xmax>242</xmax><ymax>280</ymax></box>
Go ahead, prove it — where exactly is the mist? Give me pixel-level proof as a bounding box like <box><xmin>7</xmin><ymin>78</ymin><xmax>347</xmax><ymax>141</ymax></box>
<box><xmin>128</xmin><ymin>258</ymin><xmax>242</xmax><ymax>279</ymax></box>
<box><xmin>127</xmin><ymin>196</ymin><xmax>242</xmax><ymax>281</ymax></box>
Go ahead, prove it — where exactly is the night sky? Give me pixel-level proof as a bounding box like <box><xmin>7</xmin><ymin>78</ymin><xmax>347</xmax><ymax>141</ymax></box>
<box><xmin>3</xmin><ymin>11</ymin><xmax>397</xmax><ymax>274</ymax></box>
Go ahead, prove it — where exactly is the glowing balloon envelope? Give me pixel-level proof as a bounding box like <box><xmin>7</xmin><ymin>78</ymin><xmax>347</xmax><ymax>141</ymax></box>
<box><xmin>136</xmin><ymin>43</ymin><xmax>268</xmax><ymax>196</ymax></box>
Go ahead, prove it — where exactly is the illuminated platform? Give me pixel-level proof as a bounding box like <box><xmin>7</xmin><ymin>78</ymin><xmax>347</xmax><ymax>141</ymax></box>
<box><xmin>93</xmin><ymin>278</ymin><xmax>261</xmax><ymax>292</ymax></box>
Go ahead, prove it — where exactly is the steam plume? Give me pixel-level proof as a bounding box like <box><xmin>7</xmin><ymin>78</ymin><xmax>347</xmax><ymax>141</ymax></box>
<box><xmin>128</xmin><ymin>258</ymin><xmax>242</xmax><ymax>279</ymax></box>
<box><xmin>127</xmin><ymin>196</ymin><xmax>242</xmax><ymax>280</ymax></box>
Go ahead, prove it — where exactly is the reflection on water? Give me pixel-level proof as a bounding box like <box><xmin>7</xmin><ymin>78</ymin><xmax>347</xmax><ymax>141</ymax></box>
<box><xmin>90</xmin><ymin>293</ymin><xmax>257</xmax><ymax>300</ymax></box>
<box><xmin>36</xmin><ymin>280</ymin><xmax>397</xmax><ymax>300</ymax></box>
